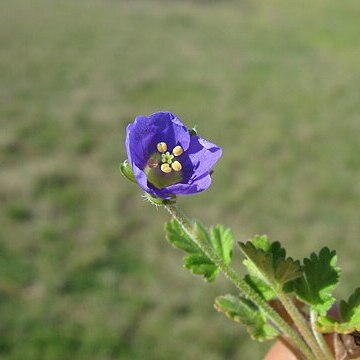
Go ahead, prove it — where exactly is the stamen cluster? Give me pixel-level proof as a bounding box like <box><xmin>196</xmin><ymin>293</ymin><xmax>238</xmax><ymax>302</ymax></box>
<box><xmin>156</xmin><ymin>142</ymin><xmax>183</xmax><ymax>174</ymax></box>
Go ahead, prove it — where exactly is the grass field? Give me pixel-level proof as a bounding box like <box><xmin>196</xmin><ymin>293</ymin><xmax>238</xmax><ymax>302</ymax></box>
<box><xmin>1</xmin><ymin>0</ymin><xmax>360</xmax><ymax>359</ymax></box>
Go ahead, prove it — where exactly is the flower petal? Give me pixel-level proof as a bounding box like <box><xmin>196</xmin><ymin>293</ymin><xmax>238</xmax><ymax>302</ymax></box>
<box><xmin>131</xmin><ymin>163</ymin><xmax>154</xmax><ymax>194</ymax></box>
<box><xmin>126</xmin><ymin>112</ymin><xmax>190</xmax><ymax>170</ymax></box>
<box><xmin>180</xmin><ymin>135</ymin><xmax>222</xmax><ymax>181</ymax></box>
<box><xmin>165</xmin><ymin>174</ymin><xmax>212</xmax><ymax>195</ymax></box>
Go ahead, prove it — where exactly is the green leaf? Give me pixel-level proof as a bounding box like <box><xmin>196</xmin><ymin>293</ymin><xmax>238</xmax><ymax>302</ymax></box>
<box><xmin>119</xmin><ymin>160</ymin><xmax>136</xmax><ymax>183</ymax></box>
<box><xmin>194</xmin><ymin>222</ymin><xmax>234</xmax><ymax>268</ymax></box>
<box><xmin>240</xmin><ymin>236</ymin><xmax>273</xmax><ymax>282</ymax></box>
<box><xmin>209</xmin><ymin>225</ymin><xmax>234</xmax><ymax>266</ymax></box>
<box><xmin>251</xmin><ymin>234</ymin><xmax>272</xmax><ymax>252</ymax></box>
<box><xmin>165</xmin><ymin>219</ymin><xmax>217</xmax><ymax>281</ymax></box>
<box><xmin>241</xmin><ymin>236</ymin><xmax>276</xmax><ymax>300</ymax></box>
<box><xmin>184</xmin><ymin>254</ymin><xmax>219</xmax><ymax>282</ymax></box>
<box><xmin>340</xmin><ymin>288</ymin><xmax>360</xmax><ymax>326</ymax></box>
<box><xmin>276</xmin><ymin>257</ymin><xmax>303</xmax><ymax>287</ymax></box>
<box><xmin>317</xmin><ymin>288</ymin><xmax>360</xmax><ymax>334</ymax></box>
<box><xmin>165</xmin><ymin>219</ymin><xmax>199</xmax><ymax>254</ymax></box>
<box><xmin>294</xmin><ymin>247</ymin><xmax>340</xmax><ymax>315</ymax></box>
<box><xmin>193</xmin><ymin>221</ymin><xmax>213</xmax><ymax>248</ymax></box>
<box><xmin>239</xmin><ymin>235</ymin><xmax>301</xmax><ymax>291</ymax></box>
<box><xmin>165</xmin><ymin>220</ymin><xmax>234</xmax><ymax>282</ymax></box>
<box><xmin>214</xmin><ymin>294</ymin><xmax>278</xmax><ymax>341</ymax></box>
<box><xmin>244</xmin><ymin>275</ymin><xmax>276</xmax><ymax>301</ymax></box>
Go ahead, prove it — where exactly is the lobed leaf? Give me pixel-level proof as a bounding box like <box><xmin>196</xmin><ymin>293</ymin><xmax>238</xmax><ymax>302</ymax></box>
<box><xmin>239</xmin><ymin>235</ymin><xmax>301</xmax><ymax>292</ymax></box>
<box><xmin>165</xmin><ymin>219</ymin><xmax>234</xmax><ymax>282</ymax></box>
<box><xmin>214</xmin><ymin>294</ymin><xmax>278</xmax><ymax>341</ymax></box>
<box><xmin>340</xmin><ymin>288</ymin><xmax>360</xmax><ymax>326</ymax></box>
<box><xmin>316</xmin><ymin>289</ymin><xmax>360</xmax><ymax>334</ymax></box>
<box><xmin>294</xmin><ymin>247</ymin><xmax>340</xmax><ymax>315</ymax></box>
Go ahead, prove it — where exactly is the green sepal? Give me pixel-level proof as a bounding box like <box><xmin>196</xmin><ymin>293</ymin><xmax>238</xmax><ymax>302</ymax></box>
<box><xmin>119</xmin><ymin>160</ymin><xmax>136</xmax><ymax>183</ymax></box>
<box><xmin>188</xmin><ymin>126</ymin><xmax>198</xmax><ymax>136</ymax></box>
<box><xmin>316</xmin><ymin>288</ymin><xmax>360</xmax><ymax>334</ymax></box>
<box><xmin>214</xmin><ymin>294</ymin><xmax>278</xmax><ymax>341</ymax></box>
<box><xmin>294</xmin><ymin>247</ymin><xmax>340</xmax><ymax>316</ymax></box>
<box><xmin>239</xmin><ymin>235</ymin><xmax>301</xmax><ymax>291</ymax></box>
<box><xmin>145</xmin><ymin>193</ymin><xmax>176</xmax><ymax>206</ymax></box>
<box><xmin>165</xmin><ymin>220</ymin><xmax>234</xmax><ymax>282</ymax></box>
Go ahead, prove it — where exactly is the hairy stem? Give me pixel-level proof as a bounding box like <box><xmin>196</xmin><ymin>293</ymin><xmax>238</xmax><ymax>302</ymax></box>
<box><xmin>276</xmin><ymin>292</ymin><xmax>326</xmax><ymax>360</ymax></box>
<box><xmin>310</xmin><ymin>310</ymin><xmax>335</xmax><ymax>360</ymax></box>
<box><xmin>164</xmin><ymin>204</ymin><xmax>315</xmax><ymax>360</ymax></box>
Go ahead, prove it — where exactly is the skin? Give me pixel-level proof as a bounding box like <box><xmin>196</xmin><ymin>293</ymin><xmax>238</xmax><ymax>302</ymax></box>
<box><xmin>264</xmin><ymin>338</ymin><xmax>302</xmax><ymax>360</ymax></box>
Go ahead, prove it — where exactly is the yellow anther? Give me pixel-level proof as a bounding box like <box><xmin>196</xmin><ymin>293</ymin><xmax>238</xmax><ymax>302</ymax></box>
<box><xmin>172</xmin><ymin>145</ymin><xmax>183</xmax><ymax>157</ymax></box>
<box><xmin>147</xmin><ymin>159</ymin><xmax>158</xmax><ymax>168</ymax></box>
<box><xmin>171</xmin><ymin>161</ymin><xmax>182</xmax><ymax>172</ymax></box>
<box><xmin>157</xmin><ymin>142</ymin><xmax>167</xmax><ymax>153</ymax></box>
<box><xmin>160</xmin><ymin>163</ymin><xmax>172</xmax><ymax>173</ymax></box>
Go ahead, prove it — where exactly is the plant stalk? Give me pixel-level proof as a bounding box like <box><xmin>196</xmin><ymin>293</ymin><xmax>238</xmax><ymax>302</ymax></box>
<box><xmin>164</xmin><ymin>204</ymin><xmax>315</xmax><ymax>360</ymax></box>
<box><xmin>276</xmin><ymin>291</ymin><xmax>326</xmax><ymax>360</ymax></box>
<box><xmin>310</xmin><ymin>310</ymin><xmax>335</xmax><ymax>360</ymax></box>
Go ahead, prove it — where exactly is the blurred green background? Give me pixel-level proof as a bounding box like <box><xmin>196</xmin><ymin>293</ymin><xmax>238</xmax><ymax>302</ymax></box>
<box><xmin>1</xmin><ymin>0</ymin><xmax>360</xmax><ymax>359</ymax></box>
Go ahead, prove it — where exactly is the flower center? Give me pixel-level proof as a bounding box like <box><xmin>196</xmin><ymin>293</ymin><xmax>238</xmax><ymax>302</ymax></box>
<box><xmin>157</xmin><ymin>143</ymin><xmax>183</xmax><ymax>173</ymax></box>
<box><xmin>161</xmin><ymin>152</ymin><xmax>174</xmax><ymax>164</ymax></box>
<box><xmin>144</xmin><ymin>142</ymin><xmax>184</xmax><ymax>189</ymax></box>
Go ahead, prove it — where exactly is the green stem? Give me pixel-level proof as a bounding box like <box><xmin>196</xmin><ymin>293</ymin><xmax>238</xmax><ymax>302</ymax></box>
<box><xmin>310</xmin><ymin>310</ymin><xmax>335</xmax><ymax>360</ymax></box>
<box><xmin>164</xmin><ymin>204</ymin><xmax>315</xmax><ymax>360</ymax></box>
<box><xmin>276</xmin><ymin>291</ymin><xmax>326</xmax><ymax>360</ymax></box>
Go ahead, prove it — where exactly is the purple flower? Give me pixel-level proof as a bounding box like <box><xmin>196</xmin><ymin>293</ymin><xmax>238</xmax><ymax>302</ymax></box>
<box><xmin>125</xmin><ymin>111</ymin><xmax>222</xmax><ymax>199</ymax></box>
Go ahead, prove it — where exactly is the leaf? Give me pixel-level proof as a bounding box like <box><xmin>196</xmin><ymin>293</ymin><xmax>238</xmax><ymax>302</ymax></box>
<box><xmin>193</xmin><ymin>221</ymin><xmax>234</xmax><ymax>267</ymax></box>
<box><xmin>244</xmin><ymin>275</ymin><xmax>276</xmax><ymax>301</ymax></box>
<box><xmin>294</xmin><ymin>247</ymin><xmax>340</xmax><ymax>315</ymax></box>
<box><xmin>340</xmin><ymin>288</ymin><xmax>360</xmax><ymax>327</ymax></box>
<box><xmin>119</xmin><ymin>160</ymin><xmax>136</xmax><ymax>183</ymax></box>
<box><xmin>317</xmin><ymin>288</ymin><xmax>360</xmax><ymax>334</ymax></box>
<box><xmin>165</xmin><ymin>220</ymin><xmax>234</xmax><ymax>282</ymax></box>
<box><xmin>240</xmin><ymin>236</ymin><xmax>273</xmax><ymax>282</ymax></box>
<box><xmin>239</xmin><ymin>235</ymin><xmax>301</xmax><ymax>291</ymax></box>
<box><xmin>275</xmin><ymin>257</ymin><xmax>302</xmax><ymax>287</ymax></box>
<box><xmin>166</xmin><ymin>219</ymin><xmax>217</xmax><ymax>281</ymax></box>
<box><xmin>184</xmin><ymin>254</ymin><xmax>219</xmax><ymax>282</ymax></box>
<box><xmin>209</xmin><ymin>225</ymin><xmax>234</xmax><ymax>266</ymax></box>
<box><xmin>193</xmin><ymin>221</ymin><xmax>213</xmax><ymax>248</ymax></box>
<box><xmin>165</xmin><ymin>219</ymin><xmax>199</xmax><ymax>254</ymax></box>
<box><xmin>214</xmin><ymin>294</ymin><xmax>278</xmax><ymax>341</ymax></box>
<box><xmin>251</xmin><ymin>235</ymin><xmax>272</xmax><ymax>252</ymax></box>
